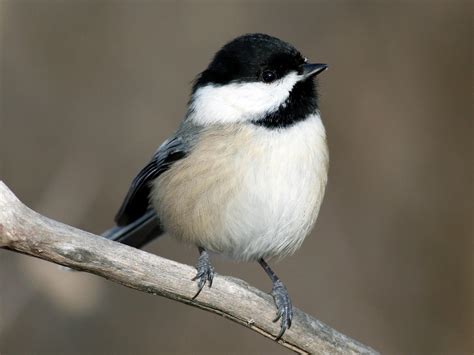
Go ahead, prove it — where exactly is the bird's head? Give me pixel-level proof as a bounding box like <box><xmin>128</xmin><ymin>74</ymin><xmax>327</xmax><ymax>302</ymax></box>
<box><xmin>187</xmin><ymin>33</ymin><xmax>327</xmax><ymax>128</ymax></box>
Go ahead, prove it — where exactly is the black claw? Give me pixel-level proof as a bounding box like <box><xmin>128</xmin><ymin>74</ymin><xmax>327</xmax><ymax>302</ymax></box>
<box><xmin>276</xmin><ymin>326</ymin><xmax>286</xmax><ymax>341</ymax></box>
<box><xmin>273</xmin><ymin>309</ymin><xmax>282</xmax><ymax>323</ymax></box>
<box><xmin>192</xmin><ymin>248</ymin><xmax>215</xmax><ymax>299</ymax></box>
<box><xmin>208</xmin><ymin>269</ymin><xmax>214</xmax><ymax>288</ymax></box>
<box><xmin>271</xmin><ymin>280</ymin><xmax>293</xmax><ymax>340</ymax></box>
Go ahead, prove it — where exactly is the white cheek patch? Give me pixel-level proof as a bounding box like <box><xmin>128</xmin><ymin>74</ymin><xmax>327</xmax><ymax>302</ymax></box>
<box><xmin>188</xmin><ymin>71</ymin><xmax>301</xmax><ymax>124</ymax></box>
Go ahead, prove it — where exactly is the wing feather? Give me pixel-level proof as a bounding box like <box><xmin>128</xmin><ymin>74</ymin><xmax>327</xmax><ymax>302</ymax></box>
<box><xmin>114</xmin><ymin>137</ymin><xmax>187</xmax><ymax>226</ymax></box>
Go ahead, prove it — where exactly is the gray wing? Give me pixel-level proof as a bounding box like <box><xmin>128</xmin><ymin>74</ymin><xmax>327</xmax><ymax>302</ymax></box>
<box><xmin>114</xmin><ymin>120</ymin><xmax>203</xmax><ymax>226</ymax></box>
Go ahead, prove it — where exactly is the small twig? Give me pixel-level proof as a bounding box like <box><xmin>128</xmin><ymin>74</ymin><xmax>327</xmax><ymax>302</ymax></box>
<box><xmin>0</xmin><ymin>181</ymin><xmax>377</xmax><ymax>354</ymax></box>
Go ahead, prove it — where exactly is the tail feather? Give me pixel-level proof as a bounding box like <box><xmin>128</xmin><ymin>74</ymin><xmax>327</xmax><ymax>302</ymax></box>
<box><xmin>102</xmin><ymin>210</ymin><xmax>163</xmax><ymax>248</ymax></box>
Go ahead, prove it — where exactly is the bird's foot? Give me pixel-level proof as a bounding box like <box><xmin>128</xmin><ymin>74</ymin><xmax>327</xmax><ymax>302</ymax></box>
<box><xmin>271</xmin><ymin>279</ymin><xmax>293</xmax><ymax>340</ymax></box>
<box><xmin>192</xmin><ymin>248</ymin><xmax>215</xmax><ymax>299</ymax></box>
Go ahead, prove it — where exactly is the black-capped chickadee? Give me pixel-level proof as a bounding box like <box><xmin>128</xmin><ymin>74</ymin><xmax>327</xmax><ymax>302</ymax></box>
<box><xmin>103</xmin><ymin>33</ymin><xmax>329</xmax><ymax>339</ymax></box>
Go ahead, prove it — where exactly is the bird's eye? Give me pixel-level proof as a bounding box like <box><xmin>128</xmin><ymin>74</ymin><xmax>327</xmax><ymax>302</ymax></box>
<box><xmin>261</xmin><ymin>70</ymin><xmax>276</xmax><ymax>83</ymax></box>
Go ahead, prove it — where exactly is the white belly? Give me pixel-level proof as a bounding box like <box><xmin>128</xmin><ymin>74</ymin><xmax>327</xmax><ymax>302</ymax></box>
<box><xmin>222</xmin><ymin>114</ymin><xmax>328</xmax><ymax>260</ymax></box>
<box><xmin>153</xmin><ymin>114</ymin><xmax>329</xmax><ymax>261</ymax></box>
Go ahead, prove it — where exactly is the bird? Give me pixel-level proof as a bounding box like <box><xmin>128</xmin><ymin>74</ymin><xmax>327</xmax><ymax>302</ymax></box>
<box><xmin>103</xmin><ymin>33</ymin><xmax>329</xmax><ymax>339</ymax></box>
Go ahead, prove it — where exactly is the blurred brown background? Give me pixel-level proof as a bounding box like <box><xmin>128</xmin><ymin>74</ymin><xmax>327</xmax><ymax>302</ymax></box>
<box><xmin>0</xmin><ymin>1</ymin><xmax>472</xmax><ymax>354</ymax></box>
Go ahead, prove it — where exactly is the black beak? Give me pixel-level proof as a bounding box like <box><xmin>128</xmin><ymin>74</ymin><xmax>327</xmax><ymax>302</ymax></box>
<box><xmin>301</xmin><ymin>63</ymin><xmax>328</xmax><ymax>78</ymax></box>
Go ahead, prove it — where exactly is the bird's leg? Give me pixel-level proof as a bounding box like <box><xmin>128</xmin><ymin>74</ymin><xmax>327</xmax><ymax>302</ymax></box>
<box><xmin>258</xmin><ymin>258</ymin><xmax>293</xmax><ymax>340</ymax></box>
<box><xmin>192</xmin><ymin>247</ymin><xmax>215</xmax><ymax>299</ymax></box>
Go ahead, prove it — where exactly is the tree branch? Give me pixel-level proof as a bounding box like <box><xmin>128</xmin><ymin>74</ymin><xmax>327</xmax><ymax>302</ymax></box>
<box><xmin>0</xmin><ymin>181</ymin><xmax>377</xmax><ymax>354</ymax></box>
